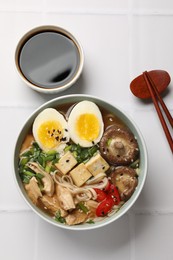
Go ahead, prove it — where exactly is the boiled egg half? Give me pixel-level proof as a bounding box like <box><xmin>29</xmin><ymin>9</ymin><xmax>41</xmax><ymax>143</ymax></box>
<box><xmin>68</xmin><ymin>100</ymin><xmax>104</xmax><ymax>147</ymax></box>
<box><xmin>33</xmin><ymin>108</ymin><xmax>69</xmax><ymax>152</ymax></box>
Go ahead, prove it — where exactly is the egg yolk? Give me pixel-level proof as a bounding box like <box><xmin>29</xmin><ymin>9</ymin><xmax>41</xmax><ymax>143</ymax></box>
<box><xmin>37</xmin><ymin>121</ymin><xmax>63</xmax><ymax>149</ymax></box>
<box><xmin>76</xmin><ymin>114</ymin><xmax>100</xmax><ymax>141</ymax></box>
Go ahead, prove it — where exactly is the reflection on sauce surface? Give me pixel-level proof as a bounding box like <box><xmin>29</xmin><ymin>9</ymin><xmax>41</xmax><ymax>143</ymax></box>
<box><xmin>19</xmin><ymin>32</ymin><xmax>80</xmax><ymax>89</ymax></box>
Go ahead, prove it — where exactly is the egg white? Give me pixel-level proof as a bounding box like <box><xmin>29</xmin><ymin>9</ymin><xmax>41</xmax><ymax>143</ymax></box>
<box><xmin>68</xmin><ymin>100</ymin><xmax>104</xmax><ymax>147</ymax></box>
<box><xmin>33</xmin><ymin>108</ymin><xmax>69</xmax><ymax>152</ymax></box>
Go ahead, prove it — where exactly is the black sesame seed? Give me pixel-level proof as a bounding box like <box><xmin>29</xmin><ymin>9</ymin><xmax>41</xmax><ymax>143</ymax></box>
<box><xmin>61</xmin><ymin>137</ymin><xmax>67</xmax><ymax>142</ymax></box>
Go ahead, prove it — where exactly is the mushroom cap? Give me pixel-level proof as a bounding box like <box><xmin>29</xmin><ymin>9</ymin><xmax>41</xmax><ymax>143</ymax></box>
<box><xmin>99</xmin><ymin>125</ymin><xmax>139</xmax><ymax>166</ymax></box>
<box><xmin>110</xmin><ymin>166</ymin><xmax>138</xmax><ymax>201</ymax></box>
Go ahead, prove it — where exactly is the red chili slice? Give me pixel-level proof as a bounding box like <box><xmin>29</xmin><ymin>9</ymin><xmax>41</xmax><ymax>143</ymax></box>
<box><xmin>94</xmin><ymin>188</ymin><xmax>107</xmax><ymax>202</ymax></box>
<box><xmin>107</xmin><ymin>184</ymin><xmax>121</xmax><ymax>205</ymax></box>
<box><xmin>96</xmin><ymin>196</ymin><xmax>114</xmax><ymax>217</ymax></box>
<box><xmin>103</xmin><ymin>180</ymin><xmax>111</xmax><ymax>192</ymax></box>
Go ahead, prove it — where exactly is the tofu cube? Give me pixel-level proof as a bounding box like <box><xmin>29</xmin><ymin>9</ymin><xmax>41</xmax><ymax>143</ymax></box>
<box><xmin>70</xmin><ymin>163</ymin><xmax>92</xmax><ymax>187</ymax></box>
<box><xmin>55</xmin><ymin>151</ymin><xmax>77</xmax><ymax>175</ymax></box>
<box><xmin>85</xmin><ymin>153</ymin><xmax>109</xmax><ymax>176</ymax></box>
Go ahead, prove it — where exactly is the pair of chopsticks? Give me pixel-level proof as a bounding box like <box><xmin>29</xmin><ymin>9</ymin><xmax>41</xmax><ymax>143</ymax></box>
<box><xmin>143</xmin><ymin>71</ymin><xmax>173</xmax><ymax>153</ymax></box>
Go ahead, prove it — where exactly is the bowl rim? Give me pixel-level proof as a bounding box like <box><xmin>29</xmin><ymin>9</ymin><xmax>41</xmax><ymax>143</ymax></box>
<box><xmin>13</xmin><ymin>94</ymin><xmax>148</xmax><ymax>230</ymax></box>
<box><xmin>14</xmin><ymin>25</ymin><xmax>84</xmax><ymax>94</ymax></box>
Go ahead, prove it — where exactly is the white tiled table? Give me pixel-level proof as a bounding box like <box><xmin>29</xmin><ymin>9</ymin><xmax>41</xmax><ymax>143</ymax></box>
<box><xmin>1</xmin><ymin>1</ymin><xmax>173</xmax><ymax>259</ymax></box>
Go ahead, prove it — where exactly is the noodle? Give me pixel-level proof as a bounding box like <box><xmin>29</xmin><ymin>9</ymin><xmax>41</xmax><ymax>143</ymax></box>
<box><xmin>52</xmin><ymin>172</ymin><xmax>106</xmax><ymax>202</ymax></box>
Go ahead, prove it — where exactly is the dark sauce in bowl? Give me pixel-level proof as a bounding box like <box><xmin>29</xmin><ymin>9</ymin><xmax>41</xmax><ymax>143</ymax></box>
<box><xmin>18</xmin><ymin>31</ymin><xmax>81</xmax><ymax>89</ymax></box>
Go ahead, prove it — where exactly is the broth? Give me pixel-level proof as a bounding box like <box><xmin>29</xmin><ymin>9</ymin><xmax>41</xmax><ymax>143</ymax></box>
<box><xmin>19</xmin><ymin>101</ymin><xmax>139</xmax><ymax>225</ymax></box>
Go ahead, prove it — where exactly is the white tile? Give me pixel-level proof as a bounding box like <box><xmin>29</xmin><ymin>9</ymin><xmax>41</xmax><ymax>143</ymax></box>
<box><xmin>42</xmin><ymin>13</ymin><xmax>130</xmax><ymax>108</ymax></box>
<box><xmin>0</xmin><ymin>107</ymin><xmax>34</xmax><ymax>210</ymax></box>
<box><xmin>0</xmin><ymin>12</ymin><xmax>48</xmax><ymax>108</ymax></box>
<box><xmin>0</xmin><ymin>12</ymin><xmax>130</xmax><ymax>109</ymax></box>
<box><xmin>132</xmin><ymin>0</ymin><xmax>173</xmax><ymax>11</ymax></box>
<box><xmin>131</xmin><ymin>110</ymin><xmax>173</xmax><ymax>212</ymax></box>
<box><xmin>35</xmin><ymin>215</ymin><xmax>130</xmax><ymax>260</ymax></box>
<box><xmin>45</xmin><ymin>0</ymin><xmax>129</xmax><ymax>13</ymax></box>
<box><xmin>133</xmin><ymin>214</ymin><xmax>173</xmax><ymax>260</ymax></box>
<box><xmin>0</xmin><ymin>211</ymin><xmax>36</xmax><ymax>260</ymax></box>
<box><xmin>129</xmin><ymin>15</ymin><xmax>173</xmax><ymax>109</ymax></box>
<box><xmin>0</xmin><ymin>0</ymin><xmax>45</xmax><ymax>11</ymax></box>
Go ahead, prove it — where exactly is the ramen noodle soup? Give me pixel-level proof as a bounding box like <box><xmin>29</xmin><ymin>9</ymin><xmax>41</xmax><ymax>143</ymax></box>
<box><xmin>18</xmin><ymin>101</ymin><xmax>140</xmax><ymax>226</ymax></box>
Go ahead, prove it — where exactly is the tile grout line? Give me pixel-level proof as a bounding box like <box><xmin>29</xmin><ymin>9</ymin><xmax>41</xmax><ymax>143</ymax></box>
<box><xmin>0</xmin><ymin>209</ymin><xmax>32</xmax><ymax>213</ymax></box>
<box><xmin>33</xmin><ymin>215</ymin><xmax>39</xmax><ymax>260</ymax></box>
<box><xmin>128</xmin><ymin>1</ymin><xmax>136</xmax><ymax>259</ymax></box>
<box><xmin>1</xmin><ymin>8</ymin><xmax>173</xmax><ymax>16</ymax></box>
<box><xmin>128</xmin><ymin>212</ymin><xmax>136</xmax><ymax>260</ymax></box>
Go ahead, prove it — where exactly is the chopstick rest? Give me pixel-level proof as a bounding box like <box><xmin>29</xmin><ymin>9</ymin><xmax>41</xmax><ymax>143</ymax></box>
<box><xmin>130</xmin><ymin>70</ymin><xmax>173</xmax><ymax>153</ymax></box>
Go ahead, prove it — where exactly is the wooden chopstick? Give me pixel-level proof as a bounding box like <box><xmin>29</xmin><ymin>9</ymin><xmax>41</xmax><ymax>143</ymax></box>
<box><xmin>143</xmin><ymin>71</ymin><xmax>173</xmax><ymax>153</ymax></box>
<box><xmin>146</xmin><ymin>72</ymin><xmax>173</xmax><ymax>128</ymax></box>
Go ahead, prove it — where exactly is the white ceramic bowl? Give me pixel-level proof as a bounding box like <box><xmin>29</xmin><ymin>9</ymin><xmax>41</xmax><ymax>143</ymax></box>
<box><xmin>15</xmin><ymin>25</ymin><xmax>84</xmax><ymax>94</ymax></box>
<box><xmin>13</xmin><ymin>94</ymin><xmax>148</xmax><ymax>230</ymax></box>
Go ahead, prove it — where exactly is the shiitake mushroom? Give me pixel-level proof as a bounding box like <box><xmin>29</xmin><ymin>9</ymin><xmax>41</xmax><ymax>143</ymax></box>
<box><xmin>99</xmin><ymin>125</ymin><xmax>139</xmax><ymax>166</ymax></box>
<box><xmin>110</xmin><ymin>166</ymin><xmax>138</xmax><ymax>201</ymax></box>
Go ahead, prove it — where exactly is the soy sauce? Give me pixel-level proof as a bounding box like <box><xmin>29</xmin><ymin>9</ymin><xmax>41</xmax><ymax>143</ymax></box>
<box><xmin>19</xmin><ymin>31</ymin><xmax>80</xmax><ymax>89</ymax></box>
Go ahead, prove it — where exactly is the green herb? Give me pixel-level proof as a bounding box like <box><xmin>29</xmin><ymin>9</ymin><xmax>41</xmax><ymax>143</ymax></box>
<box><xmin>77</xmin><ymin>202</ymin><xmax>89</xmax><ymax>214</ymax></box>
<box><xmin>35</xmin><ymin>173</ymin><xmax>44</xmax><ymax>179</ymax></box>
<box><xmin>19</xmin><ymin>142</ymin><xmax>60</xmax><ymax>184</ymax></box>
<box><xmin>130</xmin><ymin>159</ymin><xmax>140</xmax><ymax>169</ymax></box>
<box><xmin>107</xmin><ymin>138</ymin><xmax>112</xmax><ymax>146</ymax></box>
<box><xmin>86</xmin><ymin>219</ymin><xmax>95</xmax><ymax>224</ymax></box>
<box><xmin>23</xmin><ymin>170</ymin><xmax>35</xmax><ymax>177</ymax></box>
<box><xmin>20</xmin><ymin>157</ymin><xmax>29</xmax><ymax>166</ymax></box>
<box><xmin>22</xmin><ymin>176</ymin><xmax>30</xmax><ymax>184</ymax></box>
<box><xmin>55</xmin><ymin>210</ymin><xmax>66</xmax><ymax>224</ymax></box>
<box><xmin>66</xmin><ymin>143</ymin><xmax>99</xmax><ymax>163</ymax></box>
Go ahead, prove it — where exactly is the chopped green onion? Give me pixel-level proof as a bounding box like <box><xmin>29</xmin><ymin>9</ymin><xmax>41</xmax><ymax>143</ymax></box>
<box><xmin>55</xmin><ymin>210</ymin><xmax>66</xmax><ymax>223</ymax></box>
<box><xmin>32</xmin><ymin>142</ymin><xmax>41</xmax><ymax>150</ymax></box>
<box><xmin>45</xmin><ymin>150</ymin><xmax>57</xmax><ymax>155</ymax></box>
<box><xmin>35</xmin><ymin>173</ymin><xmax>44</xmax><ymax>179</ymax></box>
<box><xmin>21</xmin><ymin>150</ymin><xmax>32</xmax><ymax>157</ymax></box>
<box><xmin>44</xmin><ymin>155</ymin><xmax>56</xmax><ymax>161</ymax></box>
<box><xmin>22</xmin><ymin>177</ymin><xmax>30</xmax><ymax>184</ymax></box>
<box><xmin>130</xmin><ymin>159</ymin><xmax>140</xmax><ymax>169</ymax></box>
<box><xmin>107</xmin><ymin>138</ymin><xmax>112</xmax><ymax>146</ymax></box>
<box><xmin>86</xmin><ymin>219</ymin><xmax>95</xmax><ymax>224</ymax></box>
<box><xmin>64</xmin><ymin>145</ymin><xmax>71</xmax><ymax>152</ymax></box>
<box><xmin>20</xmin><ymin>157</ymin><xmax>29</xmax><ymax>166</ymax></box>
<box><xmin>77</xmin><ymin>202</ymin><xmax>89</xmax><ymax>214</ymax></box>
<box><xmin>23</xmin><ymin>171</ymin><xmax>35</xmax><ymax>177</ymax></box>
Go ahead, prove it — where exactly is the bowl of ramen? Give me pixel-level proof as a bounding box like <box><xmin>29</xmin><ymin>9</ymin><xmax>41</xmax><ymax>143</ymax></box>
<box><xmin>13</xmin><ymin>94</ymin><xmax>148</xmax><ymax>230</ymax></box>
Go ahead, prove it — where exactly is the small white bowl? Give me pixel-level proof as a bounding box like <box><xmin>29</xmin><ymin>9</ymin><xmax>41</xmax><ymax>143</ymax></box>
<box><xmin>15</xmin><ymin>25</ymin><xmax>84</xmax><ymax>94</ymax></box>
<box><xmin>13</xmin><ymin>94</ymin><xmax>148</xmax><ymax>230</ymax></box>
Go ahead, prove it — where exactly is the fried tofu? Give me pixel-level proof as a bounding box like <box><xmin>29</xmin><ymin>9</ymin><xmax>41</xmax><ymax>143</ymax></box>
<box><xmin>55</xmin><ymin>151</ymin><xmax>77</xmax><ymax>175</ymax></box>
<box><xmin>85</xmin><ymin>153</ymin><xmax>109</xmax><ymax>176</ymax></box>
<box><xmin>70</xmin><ymin>163</ymin><xmax>92</xmax><ymax>187</ymax></box>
